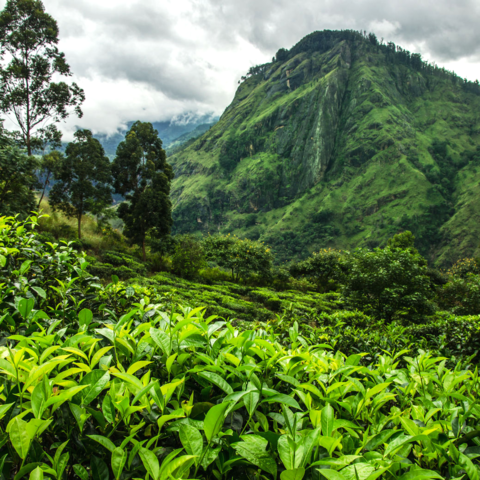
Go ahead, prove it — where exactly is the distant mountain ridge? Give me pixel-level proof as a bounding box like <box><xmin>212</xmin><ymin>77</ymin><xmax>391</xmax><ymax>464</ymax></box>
<box><xmin>167</xmin><ymin>30</ymin><xmax>480</xmax><ymax>266</ymax></box>
<box><xmin>93</xmin><ymin>114</ymin><xmax>218</xmax><ymax>158</ymax></box>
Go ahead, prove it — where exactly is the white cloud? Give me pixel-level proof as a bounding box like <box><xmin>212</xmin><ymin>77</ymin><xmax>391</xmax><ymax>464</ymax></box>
<box><xmin>368</xmin><ymin>19</ymin><xmax>401</xmax><ymax>39</ymax></box>
<box><xmin>0</xmin><ymin>0</ymin><xmax>478</xmax><ymax>139</ymax></box>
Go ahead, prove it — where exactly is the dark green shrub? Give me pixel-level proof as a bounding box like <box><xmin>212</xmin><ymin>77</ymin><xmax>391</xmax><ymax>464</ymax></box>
<box><xmin>438</xmin><ymin>274</ymin><xmax>480</xmax><ymax>315</ymax></box>
<box><xmin>171</xmin><ymin>235</ymin><xmax>206</xmax><ymax>278</ymax></box>
<box><xmin>203</xmin><ymin>234</ymin><xmax>273</xmax><ymax>282</ymax></box>
<box><xmin>290</xmin><ymin>248</ymin><xmax>344</xmax><ymax>292</ymax></box>
<box><xmin>341</xmin><ymin>245</ymin><xmax>434</xmax><ymax>322</ymax></box>
<box><xmin>447</xmin><ymin>257</ymin><xmax>480</xmax><ymax>278</ymax></box>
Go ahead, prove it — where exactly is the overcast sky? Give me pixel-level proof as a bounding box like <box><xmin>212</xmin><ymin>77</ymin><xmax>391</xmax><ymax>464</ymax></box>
<box><xmin>2</xmin><ymin>0</ymin><xmax>479</xmax><ymax>139</ymax></box>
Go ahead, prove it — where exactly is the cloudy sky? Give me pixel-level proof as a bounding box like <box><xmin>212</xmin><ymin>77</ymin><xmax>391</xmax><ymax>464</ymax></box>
<box><xmin>2</xmin><ymin>0</ymin><xmax>479</xmax><ymax>138</ymax></box>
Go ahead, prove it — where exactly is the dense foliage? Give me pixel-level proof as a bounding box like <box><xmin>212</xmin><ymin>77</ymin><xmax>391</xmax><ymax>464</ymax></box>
<box><xmin>1</xmin><ymin>216</ymin><xmax>480</xmax><ymax>480</ymax></box>
<box><xmin>203</xmin><ymin>235</ymin><xmax>273</xmax><ymax>282</ymax></box>
<box><xmin>112</xmin><ymin>121</ymin><xmax>174</xmax><ymax>261</ymax></box>
<box><xmin>49</xmin><ymin>130</ymin><xmax>112</xmax><ymax>239</ymax></box>
<box><xmin>0</xmin><ymin>132</ymin><xmax>38</xmax><ymax>216</ymax></box>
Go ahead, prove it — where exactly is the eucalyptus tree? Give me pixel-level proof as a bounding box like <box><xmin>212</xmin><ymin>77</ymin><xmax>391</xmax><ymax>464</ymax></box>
<box><xmin>0</xmin><ymin>0</ymin><xmax>85</xmax><ymax>154</ymax></box>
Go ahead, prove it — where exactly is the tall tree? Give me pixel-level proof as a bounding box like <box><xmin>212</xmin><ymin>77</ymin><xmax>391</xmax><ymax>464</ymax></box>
<box><xmin>0</xmin><ymin>124</ymin><xmax>38</xmax><ymax>216</ymax></box>
<box><xmin>49</xmin><ymin>130</ymin><xmax>112</xmax><ymax>239</ymax></box>
<box><xmin>112</xmin><ymin>121</ymin><xmax>174</xmax><ymax>261</ymax></box>
<box><xmin>0</xmin><ymin>0</ymin><xmax>85</xmax><ymax>154</ymax></box>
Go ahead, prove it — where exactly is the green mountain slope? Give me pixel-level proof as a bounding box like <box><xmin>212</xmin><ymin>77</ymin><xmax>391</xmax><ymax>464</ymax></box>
<box><xmin>168</xmin><ymin>30</ymin><xmax>480</xmax><ymax>265</ymax></box>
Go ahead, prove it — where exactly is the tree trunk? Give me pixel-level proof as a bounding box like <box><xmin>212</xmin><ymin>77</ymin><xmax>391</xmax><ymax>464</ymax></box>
<box><xmin>78</xmin><ymin>213</ymin><xmax>82</xmax><ymax>240</ymax></box>
<box><xmin>37</xmin><ymin>172</ymin><xmax>50</xmax><ymax>209</ymax></box>
<box><xmin>142</xmin><ymin>237</ymin><xmax>146</xmax><ymax>262</ymax></box>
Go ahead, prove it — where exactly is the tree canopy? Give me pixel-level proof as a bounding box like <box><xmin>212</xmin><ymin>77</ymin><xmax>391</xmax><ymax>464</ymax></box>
<box><xmin>0</xmin><ymin>127</ymin><xmax>38</xmax><ymax>216</ymax></box>
<box><xmin>0</xmin><ymin>0</ymin><xmax>84</xmax><ymax>154</ymax></box>
<box><xmin>49</xmin><ymin>129</ymin><xmax>112</xmax><ymax>239</ymax></box>
<box><xmin>112</xmin><ymin>121</ymin><xmax>174</xmax><ymax>260</ymax></box>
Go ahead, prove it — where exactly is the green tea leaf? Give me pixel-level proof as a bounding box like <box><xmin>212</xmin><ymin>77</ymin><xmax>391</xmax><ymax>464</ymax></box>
<box><xmin>80</xmin><ymin>370</ymin><xmax>111</xmax><ymax>406</ymax></box>
<box><xmin>459</xmin><ymin>453</ymin><xmax>480</xmax><ymax>480</ymax></box>
<box><xmin>159</xmin><ymin>455</ymin><xmax>197</xmax><ymax>480</ymax></box>
<box><xmin>91</xmin><ymin>456</ymin><xmax>109</xmax><ymax>480</ymax></box>
<box><xmin>150</xmin><ymin>328</ymin><xmax>172</xmax><ymax>356</ymax></box>
<box><xmin>232</xmin><ymin>437</ymin><xmax>277</xmax><ymax>476</ymax></box>
<box><xmin>278</xmin><ymin>435</ymin><xmax>294</xmax><ymax>470</ymax></box>
<box><xmin>0</xmin><ymin>403</ymin><xmax>13</xmax><ymax>421</ymax></box>
<box><xmin>197</xmin><ymin>371</ymin><xmax>233</xmax><ymax>394</ymax></box>
<box><xmin>73</xmin><ymin>464</ymin><xmax>89</xmax><ymax>480</ymax></box>
<box><xmin>204</xmin><ymin>402</ymin><xmax>230</xmax><ymax>442</ymax></box>
<box><xmin>112</xmin><ymin>447</ymin><xmax>128</xmax><ymax>480</ymax></box>
<box><xmin>88</xmin><ymin>435</ymin><xmax>116</xmax><ymax>453</ymax></box>
<box><xmin>102</xmin><ymin>393</ymin><xmax>115</xmax><ymax>424</ymax></box>
<box><xmin>281</xmin><ymin>468</ymin><xmax>306</xmax><ymax>480</ymax></box>
<box><xmin>18</xmin><ymin>298</ymin><xmax>35</xmax><ymax>319</ymax></box>
<box><xmin>397</xmin><ymin>468</ymin><xmax>444</xmax><ymax>480</ymax></box>
<box><xmin>244</xmin><ymin>391</ymin><xmax>260</xmax><ymax>416</ymax></box>
<box><xmin>31</xmin><ymin>287</ymin><xmax>46</xmax><ymax>300</ymax></box>
<box><xmin>364</xmin><ymin>429</ymin><xmax>396</xmax><ymax>451</ymax></box>
<box><xmin>317</xmin><ymin>470</ymin><xmax>347</xmax><ymax>480</ymax></box>
<box><xmin>9</xmin><ymin>417</ymin><xmax>31</xmax><ymax>459</ymax></box>
<box><xmin>261</xmin><ymin>394</ymin><xmax>300</xmax><ymax>410</ymax></box>
<box><xmin>29</xmin><ymin>467</ymin><xmax>43</xmax><ymax>480</ymax></box>
<box><xmin>78</xmin><ymin>309</ymin><xmax>93</xmax><ymax>328</ymax></box>
<box><xmin>179</xmin><ymin>424</ymin><xmax>203</xmax><ymax>457</ymax></box>
<box><xmin>139</xmin><ymin>447</ymin><xmax>160</xmax><ymax>480</ymax></box>
<box><xmin>322</xmin><ymin>404</ymin><xmax>334</xmax><ymax>437</ymax></box>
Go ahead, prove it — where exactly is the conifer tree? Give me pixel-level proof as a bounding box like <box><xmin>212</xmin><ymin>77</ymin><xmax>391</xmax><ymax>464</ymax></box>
<box><xmin>112</xmin><ymin>121</ymin><xmax>174</xmax><ymax>261</ymax></box>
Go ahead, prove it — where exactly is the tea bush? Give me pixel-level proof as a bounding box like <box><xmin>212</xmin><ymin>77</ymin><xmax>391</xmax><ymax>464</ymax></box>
<box><xmin>1</xmin><ymin>215</ymin><xmax>480</xmax><ymax>480</ymax></box>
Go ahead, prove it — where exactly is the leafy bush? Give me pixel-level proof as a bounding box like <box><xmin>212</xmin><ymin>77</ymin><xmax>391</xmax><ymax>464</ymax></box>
<box><xmin>447</xmin><ymin>257</ymin><xmax>480</xmax><ymax>278</ymax></box>
<box><xmin>438</xmin><ymin>273</ymin><xmax>480</xmax><ymax>315</ymax></box>
<box><xmin>290</xmin><ymin>248</ymin><xmax>344</xmax><ymax>292</ymax></box>
<box><xmin>341</xmin><ymin>246</ymin><xmax>435</xmax><ymax>322</ymax></box>
<box><xmin>1</xmin><ymin>215</ymin><xmax>480</xmax><ymax>480</ymax></box>
<box><xmin>171</xmin><ymin>235</ymin><xmax>206</xmax><ymax>278</ymax></box>
<box><xmin>203</xmin><ymin>235</ymin><xmax>273</xmax><ymax>282</ymax></box>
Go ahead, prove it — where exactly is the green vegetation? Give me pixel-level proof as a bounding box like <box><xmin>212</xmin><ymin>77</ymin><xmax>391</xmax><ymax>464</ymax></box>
<box><xmin>0</xmin><ymin>0</ymin><xmax>84</xmax><ymax>154</ymax></box>
<box><xmin>168</xmin><ymin>30</ymin><xmax>480</xmax><ymax>267</ymax></box>
<box><xmin>112</xmin><ymin>121</ymin><xmax>174</xmax><ymax>261</ymax></box>
<box><xmin>0</xmin><ymin>128</ymin><xmax>38</xmax><ymax>216</ymax></box>
<box><xmin>1</xmin><ymin>3</ymin><xmax>480</xmax><ymax>478</ymax></box>
<box><xmin>49</xmin><ymin>130</ymin><xmax>112</xmax><ymax>239</ymax></box>
<box><xmin>1</xmin><ymin>215</ymin><xmax>480</xmax><ymax>480</ymax></box>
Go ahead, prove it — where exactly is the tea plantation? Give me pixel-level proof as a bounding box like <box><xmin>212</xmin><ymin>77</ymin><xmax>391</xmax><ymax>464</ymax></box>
<box><xmin>1</xmin><ymin>215</ymin><xmax>480</xmax><ymax>480</ymax></box>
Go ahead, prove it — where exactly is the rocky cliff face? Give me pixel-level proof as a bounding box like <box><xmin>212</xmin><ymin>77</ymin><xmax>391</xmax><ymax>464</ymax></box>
<box><xmin>168</xmin><ymin>30</ymin><xmax>480</xmax><ymax>265</ymax></box>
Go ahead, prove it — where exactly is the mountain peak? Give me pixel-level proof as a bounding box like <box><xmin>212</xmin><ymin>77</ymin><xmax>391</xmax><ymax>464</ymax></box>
<box><xmin>168</xmin><ymin>30</ymin><xmax>480</xmax><ymax>266</ymax></box>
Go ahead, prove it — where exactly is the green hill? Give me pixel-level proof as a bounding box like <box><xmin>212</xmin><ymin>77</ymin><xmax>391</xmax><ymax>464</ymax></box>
<box><xmin>168</xmin><ymin>30</ymin><xmax>480</xmax><ymax>266</ymax></box>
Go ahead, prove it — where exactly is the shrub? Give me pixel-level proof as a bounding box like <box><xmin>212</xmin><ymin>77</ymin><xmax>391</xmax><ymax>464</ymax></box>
<box><xmin>341</xmin><ymin>245</ymin><xmax>435</xmax><ymax>322</ymax></box>
<box><xmin>171</xmin><ymin>235</ymin><xmax>206</xmax><ymax>278</ymax></box>
<box><xmin>290</xmin><ymin>248</ymin><xmax>344</xmax><ymax>291</ymax></box>
<box><xmin>438</xmin><ymin>273</ymin><xmax>480</xmax><ymax>315</ymax></box>
<box><xmin>447</xmin><ymin>257</ymin><xmax>480</xmax><ymax>278</ymax></box>
<box><xmin>203</xmin><ymin>234</ymin><xmax>273</xmax><ymax>282</ymax></box>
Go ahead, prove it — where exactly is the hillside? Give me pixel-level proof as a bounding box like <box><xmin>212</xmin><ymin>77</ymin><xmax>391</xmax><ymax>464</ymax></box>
<box><xmin>168</xmin><ymin>30</ymin><xmax>480</xmax><ymax>266</ymax></box>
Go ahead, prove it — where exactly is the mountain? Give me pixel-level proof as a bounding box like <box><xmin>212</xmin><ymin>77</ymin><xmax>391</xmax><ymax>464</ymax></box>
<box><xmin>94</xmin><ymin>114</ymin><xmax>218</xmax><ymax>158</ymax></box>
<box><xmin>168</xmin><ymin>30</ymin><xmax>480</xmax><ymax>266</ymax></box>
<box><xmin>166</xmin><ymin>123</ymin><xmax>215</xmax><ymax>155</ymax></box>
